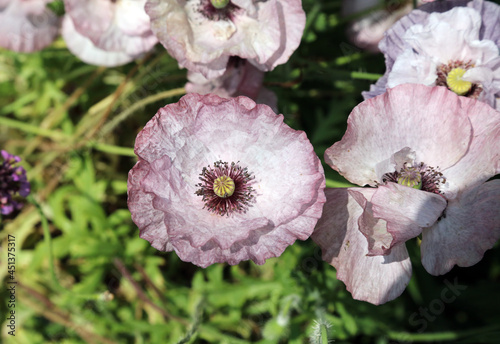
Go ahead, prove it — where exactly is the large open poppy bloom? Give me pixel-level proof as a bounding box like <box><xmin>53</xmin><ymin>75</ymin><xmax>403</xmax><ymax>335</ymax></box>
<box><xmin>145</xmin><ymin>0</ymin><xmax>305</xmax><ymax>78</ymax></box>
<box><xmin>62</xmin><ymin>0</ymin><xmax>158</xmax><ymax>66</ymax></box>
<box><xmin>312</xmin><ymin>84</ymin><xmax>500</xmax><ymax>305</ymax></box>
<box><xmin>363</xmin><ymin>0</ymin><xmax>500</xmax><ymax>110</ymax></box>
<box><xmin>128</xmin><ymin>93</ymin><xmax>325</xmax><ymax>267</ymax></box>
<box><xmin>0</xmin><ymin>0</ymin><xmax>60</xmax><ymax>52</ymax></box>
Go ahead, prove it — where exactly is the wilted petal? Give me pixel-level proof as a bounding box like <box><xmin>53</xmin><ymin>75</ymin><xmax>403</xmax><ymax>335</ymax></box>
<box><xmin>421</xmin><ymin>180</ymin><xmax>500</xmax><ymax>275</ymax></box>
<box><xmin>312</xmin><ymin>188</ymin><xmax>412</xmax><ymax>305</ymax></box>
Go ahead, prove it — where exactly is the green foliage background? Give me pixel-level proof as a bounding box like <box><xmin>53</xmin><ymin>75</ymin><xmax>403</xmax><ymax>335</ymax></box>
<box><xmin>1</xmin><ymin>1</ymin><xmax>500</xmax><ymax>343</ymax></box>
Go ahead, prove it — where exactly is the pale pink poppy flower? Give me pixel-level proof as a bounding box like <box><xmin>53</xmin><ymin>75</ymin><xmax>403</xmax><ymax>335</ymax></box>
<box><xmin>364</xmin><ymin>0</ymin><xmax>500</xmax><ymax>110</ymax></box>
<box><xmin>0</xmin><ymin>0</ymin><xmax>60</xmax><ymax>52</ymax></box>
<box><xmin>185</xmin><ymin>57</ymin><xmax>278</xmax><ymax>112</ymax></box>
<box><xmin>145</xmin><ymin>0</ymin><xmax>306</xmax><ymax>79</ymax></box>
<box><xmin>313</xmin><ymin>84</ymin><xmax>500</xmax><ymax>305</ymax></box>
<box><xmin>128</xmin><ymin>93</ymin><xmax>325</xmax><ymax>267</ymax></box>
<box><xmin>62</xmin><ymin>0</ymin><xmax>158</xmax><ymax>66</ymax></box>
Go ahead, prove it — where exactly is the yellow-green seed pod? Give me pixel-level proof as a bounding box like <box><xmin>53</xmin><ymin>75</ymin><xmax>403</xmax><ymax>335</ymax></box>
<box><xmin>446</xmin><ymin>68</ymin><xmax>472</xmax><ymax>96</ymax></box>
<box><xmin>213</xmin><ymin>175</ymin><xmax>235</xmax><ymax>198</ymax></box>
<box><xmin>397</xmin><ymin>168</ymin><xmax>422</xmax><ymax>190</ymax></box>
<box><xmin>211</xmin><ymin>0</ymin><xmax>230</xmax><ymax>9</ymax></box>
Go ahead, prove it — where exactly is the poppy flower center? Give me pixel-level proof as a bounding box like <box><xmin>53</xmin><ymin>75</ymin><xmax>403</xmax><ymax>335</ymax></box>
<box><xmin>210</xmin><ymin>0</ymin><xmax>229</xmax><ymax>9</ymax></box>
<box><xmin>436</xmin><ymin>60</ymin><xmax>482</xmax><ymax>98</ymax></box>
<box><xmin>195</xmin><ymin>160</ymin><xmax>255</xmax><ymax>216</ymax></box>
<box><xmin>446</xmin><ymin>68</ymin><xmax>472</xmax><ymax>96</ymax></box>
<box><xmin>213</xmin><ymin>175</ymin><xmax>235</xmax><ymax>198</ymax></box>
<box><xmin>197</xmin><ymin>0</ymin><xmax>239</xmax><ymax>21</ymax></box>
<box><xmin>382</xmin><ymin>162</ymin><xmax>446</xmax><ymax>195</ymax></box>
<box><xmin>397</xmin><ymin>166</ymin><xmax>422</xmax><ymax>190</ymax></box>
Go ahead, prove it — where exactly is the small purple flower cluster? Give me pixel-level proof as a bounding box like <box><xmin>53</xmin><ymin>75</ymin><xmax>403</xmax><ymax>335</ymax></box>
<box><xmin>0</xmin><ymin>150</ymin><xmax>30</xmax><ymax>216</ymax></box>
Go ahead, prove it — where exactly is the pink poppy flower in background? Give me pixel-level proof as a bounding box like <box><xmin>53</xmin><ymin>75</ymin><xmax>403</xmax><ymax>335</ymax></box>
<box><xmin>62</xmin><ymin>0</ymin><xmax>158</xmax><ymax>66</ymax></box>
<box><xmin>312</xmin><ymin>84</ymin><xmax>500</xmax><ymax>305</ymax></box>
<box><xmin>145</xmin><ymin>0</ymin><xmax>306</xmax><ymax>79</ymax></box>
<box><xmin>128</xmin><ymin>93</ymin><xmax>325</xmax><ymax>268</ymax></box>
<box><xmin>185</xmin><ymin>57</ymin><xmax>278</xmax><ymax>112</ymax></box>
<box><xmin>0</xmin><ymin>0</ymin><xmax>60</xmax><ymax>52</ymax></box>
<box><xmin>363</xmin><ymin>0</ymin><xmax>500</xmax><ymax>110</ymax></box>
<box><xmin>343</xmin><ymin>0</ymin><xmax>420</xmax><ymax>53</ymax></box>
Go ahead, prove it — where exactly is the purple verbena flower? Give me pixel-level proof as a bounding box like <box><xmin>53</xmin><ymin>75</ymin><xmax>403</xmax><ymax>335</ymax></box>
<box><xmin>313</xmin><ymin>84</ymin><xmax>500</xmax><ymax>305</ymax></box>
<box><xmin>127</xmin><ymin>93</ymin><xmax>325</xmax><ymax>267</ymax></box>
<box><xmin>364</xmin><ymin>0</ymin><xmax>500</xmax><ymax>110</ymax></box>
<box><xmin>1</xmin><ymin>150</ymin><xmax>30</xmax><ymax>216</ymax></box>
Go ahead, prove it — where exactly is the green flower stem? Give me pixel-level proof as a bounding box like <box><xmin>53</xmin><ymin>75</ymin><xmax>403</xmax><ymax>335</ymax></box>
<box><xmin>320</xmin><ymin>324</ymin><xmax>329</xmax><ymax>344</ymax></box>
<box><xmin>388</xmin><ymin>324</ymin><xmax>500</xmax><ymax>342</ymax></box>
<box><xmin>91</xmin><ymin>142</ymin><xmax>135</xmax><ymax>157</ymax></box>
<box><xmin>350</xmin><ymin>71</ymin><xmax>383</xmax><ymax>80</ymax></box>
<box><xmin>325</xmin><ymin>178</ymin><xmax>355</xmax><ymax>188</ymax></box>
<box><xmin>0</xmin><ymin>116</ymin><xmax>69</xmax><ymax>141</ymax></box>
<box><xmin>100</xmin><ymin>87</ymin><xmax>186</xmax><ymax>137</ymax></box>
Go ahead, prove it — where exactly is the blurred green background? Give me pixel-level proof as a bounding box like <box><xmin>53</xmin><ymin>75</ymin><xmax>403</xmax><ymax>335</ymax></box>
<box><xmin>1</xmin><ymin>0</ymin><xmax>500</xmax><ymax>343</ymax></box>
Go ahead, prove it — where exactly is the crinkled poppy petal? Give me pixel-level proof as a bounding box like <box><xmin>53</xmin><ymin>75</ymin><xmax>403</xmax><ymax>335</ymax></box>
<box><xmin>378</xmin><ymin>8</ymin><xmax>429</xmax><ymax>70</ymax></box>
<box><xmin>62</xmin><ymin>15</ymin><xmax>136</xmax><ymax>67</ymax></box>
<box><xmin>371</xmin><ymin>183</ymin><xmax>447</xmax><ymax>248</ymax></box>
<box><xmin>185</xmin><ymin>58</ymin><xmax>277</xmax><ymax>110</ymax></box>
<box><xmin>92</xmin><ymin>21</ymin><xmax>158</xmax><ymax>57</ymax></box>
<box><xmin>421</xmin><ymin>179</ymin><xmax>500</xmax><ymax>275</ymax></box>
<box><xmin>386</xmin><ymin>48</ymin><xmax>437</xmax><ymax>88</ymax></box>
<box><xmin>129</xmin><ymin>93</ymin><xmax>325</xmax><ymax>267</ymax></box>
<box><xmin>64</xmin><ymin>0</ymin><xmax>157</xmax><ymax>57</ymax></box>
<box><xmin>312</xmin><ymin>188</ymin><xmax>412</xmax><ymax>305</ymax></box>
<box><xmin>348</xmin><ymin>188</ymin><xmax>394</xmax><ymax>256</ymax></box>
<box><xmin>404</xmin><ymin>8</ymin><xmax>490</xmax><ymax>64</ymax></box>
<box><xmin>361</xmin><ymin>73</ymin><xmax>389</xmax><ymax>99</ymax></box>
<box><xmin>469</xmin><ymin>0</ymin><xmax>500</xmax><ymax>44</ymax></box>
<box><xmin>245</xmin><ymin>0</ymin><xmax>305</xmax><ymax>71</ymax></box>
<box><xmin>114</xmin><ymin>0</ymin><xmax>153</xmax><ymax>36</ymax></box>
<box><xmin>0</xmin><ymin>0</ymin><xmax>60</xmax><ymax>52</ymax></box>
<box><xmin>128</xmin><ymin>160</ymin><xmax>174</xmax><ymax>252</ymax></box>
<box><xmin>326</xmin><ymin>84</ymin><xmax>472</xmax><ymax>187</ymax></box>
<box><xmin>366</xmin><ymin>0</ymin><xmax>500</xmax><ymax>108</ymax></box>
<box><xmin>440</xmin><ymin>95</ymin><xmax>500</xmax><ymax>197</ymax></box>
<box><xmin>186</xmin><ymin>59</ymin><xmax>264</xmax><ymax>99</ymax></box>
<box><xmin>63</xmin><ymin>0</ymin><xmax>114</xmax><ymax>41</ymax></box>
